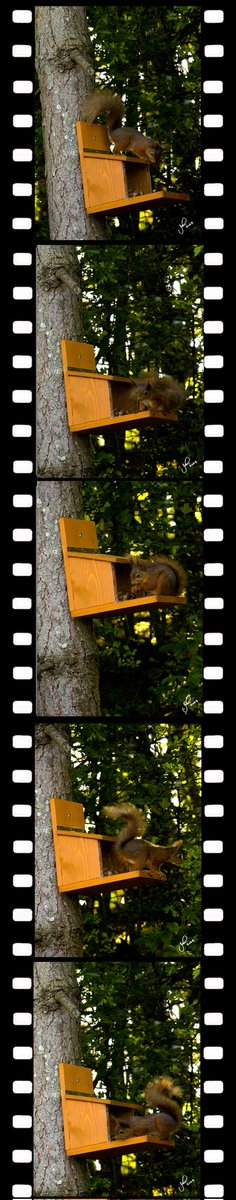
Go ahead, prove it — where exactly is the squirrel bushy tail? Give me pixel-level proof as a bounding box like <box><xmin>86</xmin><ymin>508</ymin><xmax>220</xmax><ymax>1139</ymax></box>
<box><xmin>81</xmin><ymin>89</ymin><xmax>124</xmax><ymax>130</ymax></box>
<box><xmin>145</xmin><ymin>1076</ymin><xmax>183</xmax><ymax>1130</ymax></box>
<box><xmin>103</xmin><ymin>803</ymin><xmax>147</xmax><ymax>849</ymax></box>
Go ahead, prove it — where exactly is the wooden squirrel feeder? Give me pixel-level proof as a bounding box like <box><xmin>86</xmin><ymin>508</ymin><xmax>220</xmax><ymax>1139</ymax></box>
<box><xmin>76</xmin><ymin>120</ymin><xmax>190</xmax><ymax>215</ymax></box>
<box><xmin>50</xmin><ymin>797</ymin><xmax>167</xmax><ymax>895</ymax></box>
<box><xmin>59</xmin><ymin>1063</ymin><xmax>175</xmax><ymax>1157</ymax></box>
<box><xmin>59</xmin><ymin>517</ymin><xmax>186</xmax><ymax>620</ymax></box>
<box><xmin>61</xmin><ymin>339</ymin><xmax>178</xmax><ymax>434</ymax></box>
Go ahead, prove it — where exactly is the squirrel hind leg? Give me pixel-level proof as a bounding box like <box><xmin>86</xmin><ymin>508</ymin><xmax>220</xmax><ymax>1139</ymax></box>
<box><xmin>155</xmin><ymin>1113</ymin><xmax>177</xmax><ymax>1139</ymax></box>
<box><xmin>147</xmin><ymin>865</ymin><xmax>166</xmax><ymax>880</ymax></box>
<box><xmin>155</xmin><ymin>567</ymin><xmax>177</xmax><ymax>596</ymax></box>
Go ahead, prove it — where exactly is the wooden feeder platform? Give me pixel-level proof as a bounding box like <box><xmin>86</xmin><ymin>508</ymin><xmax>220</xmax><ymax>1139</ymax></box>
<box><xmin>76</xmin><ymin>121</ymin><xmax>190</xmax><ymax>215</ymax></box>
<box><xmin>61</xmin><ymin>339</ymin><xmax>178</xmax><ymax>433</ymax></box>
<box><xmin>50</xmin><ymin>797</ymin><xmax>167</xmax><ymax>895</ymax></box>
<box><xmin>59</xmin><ymin>1064</ymin><xmax>175</xmax><ymax>1158</ymax></box>
<box><xmin>59</xmin><ymin>517</ymin><xmax>186</xmax><ymax>620</ymax></box>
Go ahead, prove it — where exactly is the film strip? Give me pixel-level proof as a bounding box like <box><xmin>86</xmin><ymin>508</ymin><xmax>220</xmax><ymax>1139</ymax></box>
<box><xmin>9</xmin><ymin>9</ymin><xmax>34</xmax><ymax>1200</ymax></box>
<box><xmin>202</xmin><ymin>8</ymin><xmax>233</xmax><ymax>1199</ymax></box>
<box><xmin>7</xmin><ymin>6</ymin><xmax>234</xmax><ymax>1200</ymax></box>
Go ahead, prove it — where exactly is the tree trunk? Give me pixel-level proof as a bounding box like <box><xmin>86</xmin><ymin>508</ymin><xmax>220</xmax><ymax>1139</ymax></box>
<box><xmin>37</xmin><ymin>245</ymin><xmax>94</xmax><ymax>479</ymax></box>
<box><xmin>37</xmin><ymin>479</ymin><xmax>101</xmax><ymax>716</ymax></box>
<box><xmin>34</xmin><ymin>962</ymin><xmax>89</xmax><ymax>1197</ymax></box>
<box><xmin>35</xmin><ymin>724</ymin><xmax>84</xmax><ymax>957</ymax></box>
<box><xmin>35</xmin><ymin>6</ymin><xmax>105</xmax><ymax>241</ymax></box>
<box><xmin>36</xmin><ymin>244</ymin><xmax>100</xmax><ymax>715</ymax></box>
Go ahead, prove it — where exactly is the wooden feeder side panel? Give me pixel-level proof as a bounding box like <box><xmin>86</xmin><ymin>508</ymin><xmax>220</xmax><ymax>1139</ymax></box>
<box><xmin>69</xmin><ymin>556</ymin><xmax>117</xmax><ymax>614</ymax></box>
<box><xmin>67</xmin><ymin>375</ymin><xmax>112</xmax><ymax>428</ymax></box>
<box><xmin>56</xmin><ymin>832</ymin><xmax>103</xmax><ymax>891</ymax></box>
<box><xmin>65</xmin><ymin>1096</ymin><xmax>109</xmax><ymax>1153</ymax></box>
<box><xmin>84</xmin><ymin>155</ymin><xmax>128</xmax><ymax>207</ymax></box>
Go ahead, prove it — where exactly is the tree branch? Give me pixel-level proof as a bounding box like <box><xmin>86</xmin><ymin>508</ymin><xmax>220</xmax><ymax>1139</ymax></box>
<box><xmin>44</xmin><ymin>725</ymin><xmax>71</xmax><ymax>757</ymax></box>
<box><xmin>55</xmin><ymin>267</ymin><xmax>82</xmax><ymax>300</ymax></box>
<box><xmin>56</xmin><ymin>989</ymin><xmax>80</xmax><ymax>1021</ymax></box>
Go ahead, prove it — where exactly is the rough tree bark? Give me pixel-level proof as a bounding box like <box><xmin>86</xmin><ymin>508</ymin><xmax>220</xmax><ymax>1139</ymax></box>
<box><xmin>37</xmin><ymin>246</ymin><xmax>100</xmax><ymax>715</ymax></box>
<box><xmin>37</xmin><ymin>245</ymin><xmax>94</xmax><ymax>479</ymax></box>
<box><xmin>37</xmin><ymin>479</ymin><xmax>101</xmax><ymax>715</ymax></box>
<box><xmin>35</xmin><ymin>6</ymin><xmax>106</xmax><ymax>240</ymax></box>
<box><xmin>34</xmin><ymin>962</ymin><xmax>89</xmax><ymax>1197</ymax></box>
<box><xmin>35</xmin><ymin>724</ymin><xmax>84</xmax><ymax>958</ymax></box>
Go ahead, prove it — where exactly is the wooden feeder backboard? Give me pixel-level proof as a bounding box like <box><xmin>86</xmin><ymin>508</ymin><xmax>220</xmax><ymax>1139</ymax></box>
<box><xmin>61</xmin><ymin>339</ymin><xmax>178</xmax><ymax>433</ymax></box>
<box><xmin>76</xmin><ymin>121</ymin><xmax>189</xmax><ymax>214</ymax></box>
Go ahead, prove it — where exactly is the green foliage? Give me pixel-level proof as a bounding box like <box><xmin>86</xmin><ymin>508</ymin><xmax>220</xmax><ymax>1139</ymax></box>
<box><xmin>71</xmin><ymin>722</ymin><xmax>201</xmax><ymax>959</ymax></box>
<box><xmin>35</xmin><ymin>6</ymin><xmax>201</xmax><ymax>239</ymax></box>
<box><xmin>80</xmin><ymin>477</ymin><xmax>202</xmax><ymax>718</ymax></box>
<box><xmin>75</xmin><ymin>960</ymin><xmax>200</xmax><ymax>1195</ymax></box>
<box><xmin>77</xmin><ymin>241</ymin><xmax>203</xmax><ymax>477</ymax></box>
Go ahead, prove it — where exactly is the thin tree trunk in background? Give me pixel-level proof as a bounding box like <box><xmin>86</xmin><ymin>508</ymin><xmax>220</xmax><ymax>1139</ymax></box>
<box><xmin>35</xmin><ymin>6</ymin><xmax>105</xmax><ymax>240</ymax></box>
<box><xmin>35</xmin><ymin>724</ymin><xmax>84</xmax><ymax>958</ymax></box>
<box><xmin>34</xmin><ymin>962</ymin><xmax>89</xmax><ymax>1197</ymax></box>
<box><xmin>37</xmin><ymin>245</ymin><xmax>94</xmax><ymax>479</ymax></box>
<box><xmin>192</xmin><ymin>311</ymin><xmax>196</xmax><ymax>402</ymax></box>
<box><xmin>37</xmin><ymin>479</ymin><xmax>101</xmax><ymax>716</ymax></box>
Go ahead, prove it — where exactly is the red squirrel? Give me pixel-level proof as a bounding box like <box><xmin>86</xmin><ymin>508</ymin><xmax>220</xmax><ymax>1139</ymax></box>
<box><xmin>129</xmin><ymin>555</ymin><xmax>186</xmax><ymax>599</ymax></box>
<box><xmin>103</xmin><ymin>804</ymin><xmax>182</xmax><ymax>879</ymax></box>
<box><xmin>81</xmin><ymin>89</ymin><xmax>163</xmax><ymax>164</ymax></box>
<box><xmin>110</xmin><ymin>1076</ymin><xmax>183</xmax><ymax>1142</ymax></box>
<box><xmin>129</xmin><ymin>371</ymin><xmax>186</xmax><ymax>416</ymax></box>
